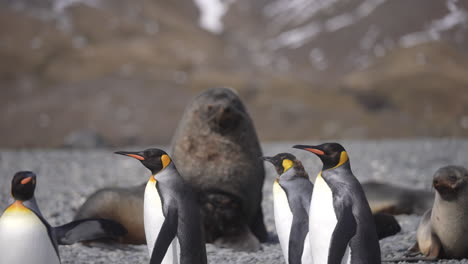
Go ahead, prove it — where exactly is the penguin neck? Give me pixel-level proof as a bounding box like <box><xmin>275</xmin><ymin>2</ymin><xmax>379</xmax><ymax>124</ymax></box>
<box><xmin>150</xmin><ymin>162</ymin><xmax>179</xmax><ymax>181</ymax></box>
<box><xmin>278</xmin><ymin>167</ymin><xmax>297</xmax><ymax>182</ymax></box>
<box><xmin>321</xmin><ymin>161</ymin><xmax>351</xmax><ymax>177</ymax></box>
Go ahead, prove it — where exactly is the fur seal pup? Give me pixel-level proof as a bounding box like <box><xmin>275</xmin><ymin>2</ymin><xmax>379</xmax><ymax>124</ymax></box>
<box><xmin>171</xmin><ymin>87</ymin><xmax>267</xmax><ymax>251</ymax></box>
<box><xmin>75</xmin><ymin>88</ymin><xmax>267</xmax><ymax>251</ymax></box>
<box><xmin>413</xmin><ymin>165</ymin><xmax>468</xmax><ymax>259</ymax></box>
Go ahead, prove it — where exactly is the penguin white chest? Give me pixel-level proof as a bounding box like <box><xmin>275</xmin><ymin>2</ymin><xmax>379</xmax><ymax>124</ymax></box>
<box><xmin>273</xmin><ymin>180</ymin><xmax>293</xmax><ymax>263</ymax></box>
<box><xmin>144</xmin><ymin>178</ymin><xmax>179</xmax><ymax>264</ymax></box>
<box><xmin>0</xmin><ymin>205</ymin><xmax>60</xmax><ymax>264</ymax></box>
<box><xmin>309</xmin><ymin>175</ymin><xmax>339</xmax><ymax>263</ymax></box>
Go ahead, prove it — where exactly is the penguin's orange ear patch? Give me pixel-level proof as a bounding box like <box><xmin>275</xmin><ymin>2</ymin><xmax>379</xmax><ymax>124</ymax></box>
<box><xmin>127</xmin><ymin>154</ymin><xmax>145</xmax><ymax>161</ymax></box>
<box><xmin>305</xmin><ymin>148</ymin><xmax>325</xmax><ymax>155</ymax></box>
<box><xmin>161</xmin><ymin>154</ymin><xmax>171</xmax><ymax>169</ymax></box>
<box><xmin>21</xmin><ymin>177</ymin><xmax>32</xmax><ymax>185</ymax></box>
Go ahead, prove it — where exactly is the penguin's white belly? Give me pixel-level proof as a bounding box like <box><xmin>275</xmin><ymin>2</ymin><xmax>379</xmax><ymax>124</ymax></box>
<box><xmin>145</xmin><ymin>179</ymin><xmax>179</xmax><ymax>264</ymax></box>
<box><xmin>310</xmin><ymin>175</ymin><xmax>351</xmax><ymax>264</ymax></box>
<box><xmin>273</xmin><ymin>181</ymin><xmax>293</xmax><ymax>263</ymax></box>
<box><xmin>0</xmin><ymin>207</ymin><xmax>60</xmax><ymax>264</ymax></box>
<box><xmin>301</xmin><ymin>232</ymin><xmax>313</xmax><ymax>264</ymax></box>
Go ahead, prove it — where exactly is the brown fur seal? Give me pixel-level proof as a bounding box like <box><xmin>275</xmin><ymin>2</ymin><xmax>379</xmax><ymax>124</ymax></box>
<box><xmin>362</xmin><ymin>181</ymin><xmax>434</xmax><ymax>215</ymax></box>
<box><xmin>412</xmin><ymin>165</ymin><xmax>468</xmax><ymax>259</ymax></box>
<box><xmin>170</xmin><ymin>87</ymin><xmax>267</xmax><ymax>251</ymax></box>
<box><xmin>74</xmin><ymin>185</ymin><xmax>145</xmax><ymax>244</ymax></box>
<box><xmin>75</xmin><ymin>87</ymin><xmax>267</xmax><ymax>251</ymax></box>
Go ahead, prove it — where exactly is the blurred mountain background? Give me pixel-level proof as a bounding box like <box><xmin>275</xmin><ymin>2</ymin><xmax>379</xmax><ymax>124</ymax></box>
<box><xmin>1</xmin><ymin>0</ymin><xmax>468</xmax><ymax>148</ymax></box>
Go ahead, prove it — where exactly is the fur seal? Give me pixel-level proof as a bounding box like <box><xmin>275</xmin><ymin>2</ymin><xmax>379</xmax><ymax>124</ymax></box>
<box><xmin>75</xmin><ymin>87</ymin><xmax>267</xmax><ymax>251</ymax></box>
<box><xmin>74</xmin><ymin>185</ymin><xmax>145</xmax><ymax>244</ymax></box>
<box><xmin>170</xmin><ymin>87</ymin><xmax>267</xmax><ymax>251</ymax></box>
<box><xmin>412</xmin><ymin>165</ymin><xmax>468</xmax><ymax>259</ymax></box>
<box><xmin>362</xmin><ymin>181</ymin><xmax>434</xmax><ymax>215</ymax></box>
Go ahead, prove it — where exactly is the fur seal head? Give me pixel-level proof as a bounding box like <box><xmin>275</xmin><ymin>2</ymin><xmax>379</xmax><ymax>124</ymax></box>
<box><xmin>192</xmin><ymin>88</ymin><xmax>245</xmax><ymax>134</ymax></box>
<box><xmin>433</xmin><ymin>166</ymin><xmax>468</xmax><ymax>201</ymax></box>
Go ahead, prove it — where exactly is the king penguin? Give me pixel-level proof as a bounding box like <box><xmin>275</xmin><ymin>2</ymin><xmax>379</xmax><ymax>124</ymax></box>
<box><xmin>115</xmin><ymin>148</ymin><xmax>207</xmax><ymax>264</ymax></box>
<box><xmin>0</xmin><ymin>171</ymin><xmax>127</xmax><ymax>264</ymax></box>
<box><xmin>293</xmin><ymin>143</ymin><xmax>381</xmax><ymax>264</ymax></box>
<box><xmin>262</xmin><ymin>153</ymin><xmax>313</xmax><ymax>264</ymax></box>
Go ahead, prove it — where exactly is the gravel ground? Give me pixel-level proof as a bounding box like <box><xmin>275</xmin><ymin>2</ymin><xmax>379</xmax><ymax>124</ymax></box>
<box><xmin>0</xmin><ymin>139</ymin><xmax>467</xmax><ymax>263</ymax></box>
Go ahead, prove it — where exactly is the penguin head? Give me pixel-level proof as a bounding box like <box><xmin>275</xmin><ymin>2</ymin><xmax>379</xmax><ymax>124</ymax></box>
<box><xmin>261</xmin><ymin>153</ymin><xmax>302</xmax><ymax>175</ymax></box>
<box><xmin>293</xmin><ymin>142</ymin><xmax>349</xmax><ymax>170</ymax></box>
<box><xmin>11</xmin><ymin>171</ymin><xmax>37</xmax><ymax>201</ymax></box>
<box><xmin>115</xmin><ymin>148</ymin><xmax>172</xmax><ymax>175</ymax></box>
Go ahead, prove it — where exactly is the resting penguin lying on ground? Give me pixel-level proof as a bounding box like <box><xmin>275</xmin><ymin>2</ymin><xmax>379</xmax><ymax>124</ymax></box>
<box><xmin>0</xmin><ymin>171</ymin><xmax>127</xmax><ymax>264</ymax></box>
<box><xmin>76</xmin><ymin>88</ymin><xmax>267</xmax><ymax>251</ymax></box>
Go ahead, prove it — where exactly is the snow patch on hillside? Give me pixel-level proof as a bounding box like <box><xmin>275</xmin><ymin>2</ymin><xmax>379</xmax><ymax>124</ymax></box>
<box><xmin>268</xmin><ymin>0</ymin><xmax>387</xmax><ymax>49</ymax></box>
<box><xmin>400</xmin><ymin>0</ymin><xmax>468</xmax><ymax>47</ymax></box>
<box><xmin>193</xmin><ymin>0</ymin><xmax>235</xmax><ymax>34</ymax></box>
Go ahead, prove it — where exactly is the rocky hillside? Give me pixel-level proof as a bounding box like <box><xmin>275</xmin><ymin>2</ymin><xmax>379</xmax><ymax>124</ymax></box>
<box><xmin>1</xmin><ymin>0</ymin><xmax>467</xmax><ymax>147</ymax></box>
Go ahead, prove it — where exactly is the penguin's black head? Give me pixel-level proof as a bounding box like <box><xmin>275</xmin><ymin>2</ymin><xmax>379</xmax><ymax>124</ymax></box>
<box><xmin>261</xmin><ymin>153</ymin><xmax>300</xmax><ymax>175</ymax></box>
<box><xmin>11</xmin><ymin>171</ymin><xmax>36</xmax><ymax>201</ymax></box>
<box><xmin>115</xmin><ymin>148</ymin><xmax>172</xmax><ymax>175</ymax></box>
<box><xmin>293</xmin><ymin>142</ymin><xmax>349</xmax><ymax>170</ymax></box>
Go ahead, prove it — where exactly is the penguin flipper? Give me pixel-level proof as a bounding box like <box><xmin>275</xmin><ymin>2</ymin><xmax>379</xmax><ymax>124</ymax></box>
<box><xmin>288</xmin><ymin>213</ymin><xmax>308</xmax><ymax>264</ymax></box>
<box><xmin>54</xmin><ymin>218</ymin><xmax>128</xmax><ymax>245</ymax></box>
<box><xmin>328</xmin><ymin>201</ymin><xmax>357</xmax><ymax>264</ymax></box>
<box><xmin>150</xmin><ymin>207</ymin><xmax>178</xmax><ymax>264</ymax></box>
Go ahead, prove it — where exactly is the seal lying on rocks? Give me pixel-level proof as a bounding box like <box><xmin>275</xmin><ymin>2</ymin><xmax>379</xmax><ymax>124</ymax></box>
<box><xmin>171</xmin><ymin>87</ymin><xmax>267</xmax><ymax>251</ymax></box>
<box><xmin>363</xmin><ymin>181</ymin><xmax>434</xmax><ymax>215</ymax></box>
<box><xmin>75</xmin><ymin>88</ymin><xmax>267</xmax><ymax>251</ymax></box>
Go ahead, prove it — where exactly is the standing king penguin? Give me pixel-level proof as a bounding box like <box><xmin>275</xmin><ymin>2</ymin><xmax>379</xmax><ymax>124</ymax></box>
<box><xmin>115</xmin><ymin>148</ymin><xmax>207</xmax><ymax>264</ymax></box>
<box><xmin>0</xmin><ymin>171</ymin><xmax>127</xmax><ymax>264</ymax></box>
<box><xmin>294</xmin><ymin>143</ymin><xmax>381</xmax><ymax>264</ymax></box>
<box><xmin>262</xmin><ymin>153</ymin><xmax>313</xmax><ymax>264</ymax></box>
